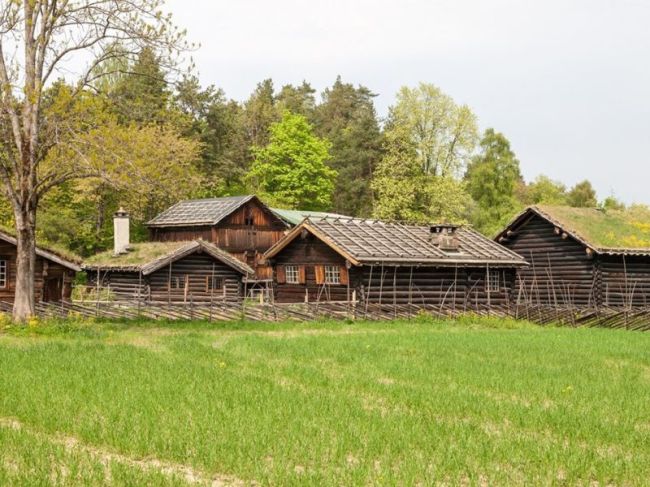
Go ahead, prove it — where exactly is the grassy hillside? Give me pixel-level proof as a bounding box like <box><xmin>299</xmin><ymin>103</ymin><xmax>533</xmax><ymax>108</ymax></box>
<box><xmin>0</xmin><ymin>317</ymin><xmax>649</xmax><ymax>485</ymax></box>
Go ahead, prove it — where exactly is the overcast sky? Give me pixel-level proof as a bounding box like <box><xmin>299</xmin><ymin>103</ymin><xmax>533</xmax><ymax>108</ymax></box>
<box><xmin>167</xmin><ymin>0</ymin><xmax>650</xmax><ymax>204</ymax></box>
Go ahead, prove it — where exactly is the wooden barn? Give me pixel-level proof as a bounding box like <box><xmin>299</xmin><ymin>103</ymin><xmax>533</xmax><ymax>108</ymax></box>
<box><xmin>496</xmin><ymin>205</ymin><xmax>650</xmax><ymax>307</ymax></box>
<box><xmin>263</xmin><ymin>218</ymin><xmax>527</xmax><ymax>307</ymax></box>
<box><xmin>146</xmin><ymin>195</ymin><xmax>288</xmax><ymax>279</ymax></box>
<box><xmin>83</xmin><ymin>240</ymin><xmax>254</xmax><ymax>303</ymax></box>
<box><xmin>0</xmin><ymin>229</ymin><xmax>80</xmax><ymax>303</ymax></box>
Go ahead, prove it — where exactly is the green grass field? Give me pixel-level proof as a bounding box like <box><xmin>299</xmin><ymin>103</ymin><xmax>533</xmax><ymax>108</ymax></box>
<box><xmin>0</xmin><ymin>316</ymin><xmax>649</xmax><ymax>485</ymax></box>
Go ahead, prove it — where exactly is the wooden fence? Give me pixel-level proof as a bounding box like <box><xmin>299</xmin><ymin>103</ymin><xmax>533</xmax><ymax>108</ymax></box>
<box><xmin>1</xmin><ymin>300</ymin><xmax>649</xmax><ymax>330</ymax></box>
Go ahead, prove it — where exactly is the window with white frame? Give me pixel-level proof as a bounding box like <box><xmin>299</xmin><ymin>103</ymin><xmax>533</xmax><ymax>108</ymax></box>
<box><xmin>0</xmin><ymin>259</ymin><xmax>6</xmax><ymax>288</ymax></box>
<box><xmin>285</xmin><ymin>265</ymin><xmax>300</xmax><ymax>284</ymax></box>
<box><xmin>324</xmin><ymin>265</ymin><xmax>341</xmax><ymax>284</ymax></box>
<box><xmin>486</xmin><ymin>271</ymin><xmax>500</xmax><ymax>293</ymax></box>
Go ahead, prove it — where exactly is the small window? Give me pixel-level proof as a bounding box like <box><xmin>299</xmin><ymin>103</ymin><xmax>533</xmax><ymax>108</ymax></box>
<box><xmin>208</xmin><ymin>276</ymin><xmax>224</xmax><ymax>290</ymax></box>
<box><xmin>285</xmin><ymin>265</ymin><xmax>300</xmax><ymax>284</ymax></box>
<box><xmin>486</xmin><ymin>271</ymin><xmax>500</xmax><ymax>293</ymax></box>
<box><xmin>324</xmin><ymin>265</ymin><xmax>341</xmax><ymax>285</ymax></box>
<box><xmin>0</xmin><ymin>260</ymin><xmax>6</xmax><ymax>288</ymax></box>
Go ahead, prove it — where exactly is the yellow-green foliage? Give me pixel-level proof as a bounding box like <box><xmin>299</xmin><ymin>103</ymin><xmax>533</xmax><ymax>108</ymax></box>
<box><xmin>538</xmin><ymin>205</ymin><xmax>650</xmax><ymax>249</ymax></box>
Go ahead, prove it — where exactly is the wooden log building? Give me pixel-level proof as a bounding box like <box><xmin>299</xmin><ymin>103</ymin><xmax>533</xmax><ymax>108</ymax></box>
<box><xmin>263</xmin><ymin>218</ymin><xmax>527</xmax><ymax>306</ymax></box>
<box><xmin>496</xmin><ymin>205</ymin><xmax>650</xmax><ymax>307</ymax></box>
<box><xmin>146</xmin><ymin>195</ymin><xmax>288</xmax><ymax>280</ymax></box>
<box><xmin>0</xmin><ymin>229</ymin><xmax>81</xmax><ymax>303</ymax></box>
<box><xmin>83</xmin><ymin>240</ymin><xmax>254</xmax><ymax>303</ymax></box>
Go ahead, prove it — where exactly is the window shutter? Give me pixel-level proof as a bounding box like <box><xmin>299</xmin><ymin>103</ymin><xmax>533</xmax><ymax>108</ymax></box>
<box><xmin>298</xmin><ymin>265</ymin><xmax>306</xmax><ymax>284</ymax></box>
<box><xmin>314</xmin><ymin>265</ymin><xmax>325</xmax><ymax>284</ymax></box>
<box><xmin>276</xmin><ymin>265</ymin><xmax>286</xmax><ymax>284</ymax></box>
<box><xmin>339</xmin><ymin>266</ymin><xmax>349</xmax><ymax>285</ymax></box>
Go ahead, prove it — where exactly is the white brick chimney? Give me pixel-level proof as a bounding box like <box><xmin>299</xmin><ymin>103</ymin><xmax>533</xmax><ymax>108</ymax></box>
<box><xmin>113</xmin><ymin>207</ymin><xmax>130</xmax><ymax>255</ymax></box>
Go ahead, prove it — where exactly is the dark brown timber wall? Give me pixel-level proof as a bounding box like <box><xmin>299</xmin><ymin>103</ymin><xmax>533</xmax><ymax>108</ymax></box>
<box><xmin>501</xmin><ymin>214</ymin><xmax>596</xmax><ymax>306</ymax></box>
<box><xmin>89</xmin><ymin>254</ymin><xmax>243</xmax><ymax>303</ymax></box>
<box><xmin>599</xmin><ymin>255</ymin><xmax>650</xmax><ymax>307</ymax></box>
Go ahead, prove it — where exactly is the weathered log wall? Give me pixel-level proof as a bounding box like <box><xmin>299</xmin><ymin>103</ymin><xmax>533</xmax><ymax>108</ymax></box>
<box><xmin>88</xmin><ymin>254</ymin><xmax>244</xmax><ymax>303</ymax></box>
<box><xmin>599</xmin><ymin>255</ymin><xmax>650</xmax><ymax>307</ymax></box>
<box><xmin>500</xmin><ymin>214</ymin><xmax>596</xmax><ymax>306</ymax></box>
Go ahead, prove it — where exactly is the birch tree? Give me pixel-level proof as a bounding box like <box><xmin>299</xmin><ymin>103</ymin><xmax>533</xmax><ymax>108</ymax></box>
<box><xmin>0</xmin><ymin>0</ymin><xmax>188</xmax><ymax>321</ymax></box>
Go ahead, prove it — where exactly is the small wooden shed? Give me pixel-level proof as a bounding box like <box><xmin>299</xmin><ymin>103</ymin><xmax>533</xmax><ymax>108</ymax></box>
<box><xmin>146</xmin><ymin>195</ymin><xmax>288</xmax><ymax>279</ymax></box>
<box><xmin>0</xmin><ymin>229</ymin><xmax>81</xmax><ymax>303</ymax></box>
<box><xmin>496</xmin><ymin>205</ymin><xmax>650</xmax><ymax>307</ymax></box>
<box><xmin>264</xmin><ymin>218</ymin><xmax>527</xmax><ymax>306</ymax></box>
<box><xmin>83</xmin><ymin>240</ymin><xmax>254</xmax><ymax>303</ymax></box>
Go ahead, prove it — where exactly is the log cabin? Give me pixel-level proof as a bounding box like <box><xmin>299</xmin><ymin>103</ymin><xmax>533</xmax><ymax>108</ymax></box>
<box><xmin>83</xmin><ymin>240</ymin><xmax>254</xmax><ymax>303</ymax></box>
<box><xmin>496</xmin><ymin>205</ymin><xmax>650</xmax><ymax>307</ymax></box>
<box><xmin>0</xmin><ymin>229</ymin><xmax>81</xmax><ymax>303</ymax></box>
<box><xmin>146</xmin><ymin>195</ymin><xmax>288</xmax><ymax>280</ymax></box>
<box><xmin>263</xmin><ymin>217</ymin><xmax>527</xmax><ymax>307</ymax></box>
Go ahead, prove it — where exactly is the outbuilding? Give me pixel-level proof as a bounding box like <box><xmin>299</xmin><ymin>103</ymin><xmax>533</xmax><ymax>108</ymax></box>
<box><xmin>0</xmin><ymin>229</ymin><xmax>80</xmax><ymax>303</ymax></box>
<box><xmin>83</xmin><ymin>240</ymin><xmax>254</xmax><ymax>303</ymax></box>
<box><xmin>496</xmin><ymin>205</ymin><xmax>650</xmax><ymax>307</ymax></box>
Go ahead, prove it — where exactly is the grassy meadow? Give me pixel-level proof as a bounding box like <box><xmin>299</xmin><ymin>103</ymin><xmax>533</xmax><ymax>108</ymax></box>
<box><xmin>0</xmin><ymin>316</ymin><xmax>649</xmax><ymax>485</ymax></box>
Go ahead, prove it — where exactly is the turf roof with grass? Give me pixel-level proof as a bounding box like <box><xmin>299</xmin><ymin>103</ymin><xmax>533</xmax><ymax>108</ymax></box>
<box><xmin>0</xmin><ymin>224</ymin><xmax>82</xmax><ymax>265</ymax></box>
<box><xmin>525</xmin><ymin>206</ymin><xmax>650</xmax><ymax>251</ymax></box>
<box><xmin>83</xmin><ymin>241</ymin><xmax>191</xmax><ymax>269</ymax></box>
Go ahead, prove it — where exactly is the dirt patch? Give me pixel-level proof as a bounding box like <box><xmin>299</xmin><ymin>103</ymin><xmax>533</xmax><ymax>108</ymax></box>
<box><xmin>0</xmin><ymin>416</ymin><xmax>252</xmax><ymax>486</ymax></box>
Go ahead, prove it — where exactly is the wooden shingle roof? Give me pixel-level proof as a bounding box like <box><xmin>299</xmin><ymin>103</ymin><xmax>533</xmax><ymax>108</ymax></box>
<box><xmin>147</xmin><ymin>195</ymin><xmax>282</xmax><ymax>228</ymax></box>
<box><xmin>265</xmin><ymin>217</ymin><xmax>527</xmax><ymax>267</ymax></box>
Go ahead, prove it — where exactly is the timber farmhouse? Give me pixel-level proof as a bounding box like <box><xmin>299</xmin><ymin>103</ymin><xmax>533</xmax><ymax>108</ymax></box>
<box><xmin>497</xmin><ymin>206</ymin><xmax>650</xmax><ymax>307</ymax></box>
<box><xmin>263</xmin><ymin>217</ymin><xmax>527</xmax><ymax>307</ymax></box>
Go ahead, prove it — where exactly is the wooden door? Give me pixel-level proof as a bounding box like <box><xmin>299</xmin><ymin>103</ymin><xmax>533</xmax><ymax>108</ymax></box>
<box><xmin>44</xmin><ymin>277</ymin><xmax>63</xmax><ymax>302</ymax></box>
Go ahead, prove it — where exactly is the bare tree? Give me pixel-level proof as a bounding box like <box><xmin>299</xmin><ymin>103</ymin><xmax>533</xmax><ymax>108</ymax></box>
<box><xmin>0</xmin><ymin>0</ymin><xmax>188</xmax><ymax>321</ymax></box>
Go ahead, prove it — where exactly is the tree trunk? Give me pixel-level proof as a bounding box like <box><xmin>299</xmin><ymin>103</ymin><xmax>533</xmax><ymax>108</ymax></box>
<box><xmin>13</xmin><ymin>210</ymin><xmax>37</xmax><ymax>322</ymax></box>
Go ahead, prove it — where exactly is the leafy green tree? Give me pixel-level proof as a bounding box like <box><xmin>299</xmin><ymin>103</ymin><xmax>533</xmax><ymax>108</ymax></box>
<box><xmin>567</xmin><ymin>180</ymin><xmax>598</xmax><ymax>208</ymax></box>
<box><xmin>372</xmin><ymin>125</ymin><xmax>470</xmax><ymax>223</ymax></box>
<box><xmin>389</xmin><ymin>82</ymin><xmax>479</xmax><ymax>177</ymax></box>
<box><xmin>246</xmin><ymin>112</ymin><xmax>336</xmax><ymax>210</ymax></box>
<box><xmin>314</xmin><ymin>77</ymin><xmax>383</xmax><ymax>216</ymax></box>
<box><xmin>0</xmin><ymin>0</ymin><xmax>187</xmax><ymax>321</ymax></box>
<box><xmin>602</xmin><ymin>195</ymin><xmax>625</xmax><ymax>211</ymax></box>
<box><xmin>372</xmin><ymin>83</ymin><xmax>476</xmax><ymax>223</ymax></box>
<box><xmin>465</xmin><ymin>129</ymin><xmax>523</xmax><ymax>235</ymax></box>
<box><xmin>522</xmin><ymin>175</ymin><xmax>568</xmax><ymax>205</ymax></box>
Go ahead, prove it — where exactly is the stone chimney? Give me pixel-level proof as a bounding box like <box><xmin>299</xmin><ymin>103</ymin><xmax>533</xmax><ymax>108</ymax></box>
<box><xmin>113</xmin><ymin>207</ymin><xmax>130</xmax><ymax>255</ymax></box>
<box><xmin>430</xmin><ymin>224</ymin><xmax>460</xmax><ymax>251</ymax></box>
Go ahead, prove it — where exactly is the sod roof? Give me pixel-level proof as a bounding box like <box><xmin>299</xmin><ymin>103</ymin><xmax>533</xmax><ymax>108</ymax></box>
<box><xmin>83</xmin><ymin>240</ymin><xmax>254</xmax><ymax>276</ymax></box>
<box><xmin>498</xmin><ymin>205</ymin><xmax>650</xmax><ymax>255</ymax></box>
<box><xmin>0</xmin><ymin>226</ymin><xmax>81</xmax><ymax>270</ymax></box>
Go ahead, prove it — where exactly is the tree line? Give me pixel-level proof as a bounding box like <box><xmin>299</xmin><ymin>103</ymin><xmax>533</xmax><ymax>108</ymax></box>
<box><xmin>6</xmin><ymin>50</ymin><xmax>625</xmax><ymax>256</ymax></box>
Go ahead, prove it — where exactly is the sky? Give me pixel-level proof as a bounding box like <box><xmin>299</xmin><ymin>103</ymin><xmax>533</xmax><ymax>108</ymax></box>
<box><xmin>167</xmin><ymin>0</ymin><xmax>650</xmax><ymax>204</ymax></box>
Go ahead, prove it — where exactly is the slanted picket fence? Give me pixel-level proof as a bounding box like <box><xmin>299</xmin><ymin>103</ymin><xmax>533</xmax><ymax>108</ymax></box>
<box><xmin>1</xmin><ymin>300</ymin><xmax>649</xmax><ymax>331</ymax></box>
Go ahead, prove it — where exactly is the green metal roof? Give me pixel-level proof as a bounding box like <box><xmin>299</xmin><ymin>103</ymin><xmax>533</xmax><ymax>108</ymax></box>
<box><xmin>270</xmin><ymin>208</ymin><xmax>349</xmax><ymax>226</ymax></box>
